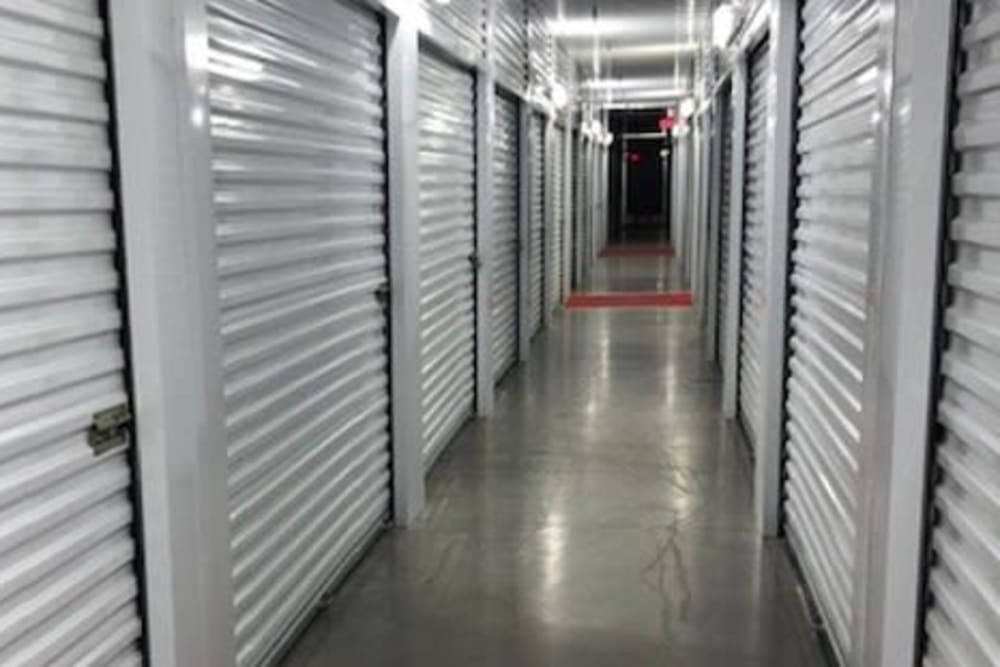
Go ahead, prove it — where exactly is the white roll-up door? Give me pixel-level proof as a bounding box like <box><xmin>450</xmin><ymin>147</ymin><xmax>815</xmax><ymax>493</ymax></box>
<box><xmin>718</xmin><ymin>88</ymin><xmax>734</xmax><ymax>364</ymax></box>
<box><xmin>0</xmin><ymin>4</ymin><xmax>145</xmax><ymax>665</ymax></box>
<box><xmin>492</xmin><ymin>92</ymin><xmax>519</xmax><ymax>383</ymax></box>
<box><xmin>548</xmin><ymin>127</ymin><xmax>565</xmax><ymax>312</ymax></box>
<box><xmin>922</xmin><ymin>2</ymin><xmax>1000</xmax><ymax>663</ymax></box>
<box><xmin>418</xmin><ymin>49</ymin><xmax>477</xmax><ymax>468</ymax></box>
<box><xmin>529</xmin><ymin>113</ymin><xmax>545</xmax><ymax>337</ymax></box>
<box><xmin>418</xmin><ymin>0</ymin><xmax>484</xmax><ymax>62</ymax></box>
<box><xmin>494</xmin><ymin>0</ymin><xmax>527</xmax><ymax>94</ymax></box>
<box><xmin>572</xmin><ymin>133</ymin><xmax>582</xmax><ymax>288</ymax></box>
<box><xmin>781</xmin><ymin>1</ymin><xmax>879</xmax><ymax>659</ymax></box>
<box><xmin>738</xmin><ymin>39</ymin><xmax>769</xmax><ymax>450</ymax></box>
<box><xmin>208</xmin><ymin>2</ymin><xmax>392</xmax><ymax>664</ymax></box>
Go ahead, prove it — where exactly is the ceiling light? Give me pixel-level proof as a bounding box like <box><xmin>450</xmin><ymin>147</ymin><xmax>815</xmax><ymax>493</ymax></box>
<box><xmin>679</xmin><ymin>97</ymin><xmax>696</xmax><ymax>119</ymax></box>
<box><xmin>712</xmin><ymin>4</ymin><xmax>737</xmax><ymax>48</ymax></box>
<box><xmin>551</xmin><ymin>83</ymin><xmax>569</xmax><ymax>109</ymax></box>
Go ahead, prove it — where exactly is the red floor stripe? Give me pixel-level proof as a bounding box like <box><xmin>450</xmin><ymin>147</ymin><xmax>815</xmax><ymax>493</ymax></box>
<box><xmin>599</xmin><ymin>245</ymin><xmax>676</xmax><ymax>258</ymax></box>
<box><xmin>565</xmin><ymin>291</ymin><xmax>693</xmax><ymax>309</ymax></box>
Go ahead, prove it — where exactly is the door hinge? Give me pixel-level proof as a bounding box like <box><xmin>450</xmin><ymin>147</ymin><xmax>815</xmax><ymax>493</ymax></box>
<box><xmin>469</xmin><ymin>252</ymin><xmax>483</xmax><ymax>270</ymax></box>
<box><xmin>88</xmin><ymin>404</ymin><xmax>132</xmax><ymax>456</ymax></box>
<box><xmin>374</xmin><ymin>284</ymin><xmax>391</xmax><ymax>307</ymax></box>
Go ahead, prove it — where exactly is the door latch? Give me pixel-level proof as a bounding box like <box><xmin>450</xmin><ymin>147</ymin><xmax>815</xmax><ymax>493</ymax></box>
<box><xmin>88</xmin><ymin>404</ymin><xmax>132</xmax><ymax>456</ymax></box>
<box><xmin>374</xmin><ymin>284</ymin><xmax>391</xmax><ymax>307</ymax></box>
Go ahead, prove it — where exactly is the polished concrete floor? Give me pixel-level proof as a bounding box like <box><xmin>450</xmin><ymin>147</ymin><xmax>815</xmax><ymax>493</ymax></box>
<box><xmin>282</xmin><ymin>257</ymin><xmax>829</xmax><ymax>667</ymax></box>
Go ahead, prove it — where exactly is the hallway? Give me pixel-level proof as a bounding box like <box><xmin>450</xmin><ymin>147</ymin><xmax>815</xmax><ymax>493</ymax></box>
<box><xmin>282</xmin><ymin>256</ymin><xmax>829</xmax><ymax>666</ymax></box>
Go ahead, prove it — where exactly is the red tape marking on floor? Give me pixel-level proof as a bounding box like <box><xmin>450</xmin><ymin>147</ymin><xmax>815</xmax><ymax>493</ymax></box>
<box><xmin>598</xmin><ymin>245</ymin><xmax>676</xmax><ymax>258</ymax></box>
<box><xmin>565</xmin><ymin>292</ymin><xmax>693</xmax><ymax>309</ymax></box>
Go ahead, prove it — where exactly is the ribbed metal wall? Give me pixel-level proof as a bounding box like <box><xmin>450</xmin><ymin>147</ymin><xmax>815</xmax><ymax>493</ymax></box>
<box><xmin>494</xmin><ymin>0</ymin><xmax>527</xmax><ymax>93</ymax></box>
<box><xmin>548</xmin><ymin>128</ymin><xmax>565</xmax><ymax>311</ymax></box>
<box><xmin>492</xmin><ymin>92</ymin><xmax>520</xmax><ymax>382</ymax></box>
<box><xmin>782</xmin><ymin>1</ymin><xmax>879</xmax><ymax>657</ymax></box>
<box><xmin>738</xmin><ymin>39</ymin><xmax>769</xmax><ymax>450</ymax></box>
<box><xmin>529</xmin><ymin>113</ymin><xmax>545</xmax><ymax>336</ymax></box>
<box><xmin>0</xmin><ymin>4</ymin><xmax>145</xmax><ymax>665</ymax></box>
<box><xmin>526</xmin><ymin>0</ymin><xmax>555</xmax><ymax>91</ymax></box>
<box><xmin>418</xmin><ymin>50</ymin><xmax>477</xmax><ymax>468</ymax></box>
<box><xmin>419</xmin><ymin>0</ymin><xmax>485</xmax><ymax>61</ymax></box>
<box><xmin>922</xmin><ymin>2</ymin><xmax>1000</xmax><ymax>663</ymax></box>
<box><xmin>718</xmin><ymin>88</ymin><xmax>734</xmax><ymax>365</ymax></box>
<box><xmin>208</xmin><ymin>2</ymin><xmax>392</xmax><ymax>664</ymax></box>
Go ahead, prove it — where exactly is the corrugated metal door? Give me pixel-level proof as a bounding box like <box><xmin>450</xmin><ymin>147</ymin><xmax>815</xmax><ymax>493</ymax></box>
<box><xmin>738</xmin><ymin>39</ymin><xmax>769</xmax><ymax>450</ymax></box>
<box><xmin>418</xmin><ymin>49</ymin><xmax>477</xmax><ymax>467</ymax></box>
<box><xmin>494</xmin><ymin>0</ymin><xmax>526</xmax><ymax>94</ymax></box>
<box><xmin>718</xmin><ymin>89</ymin><xmax>734</xmax><ymax>364</ymax></box>
<box><xmin>529</xmin><ymin>113</ymin><xmax>545</xmax><ymax>337</ymax></box>
<box><xmin>208</xmin><ymin>2</ymin><xmax>392</xmax><ymax>664</ymax></box>
<box><xmin>0</xmin><ymin>4</ymin><xmax>145</xmax><ymax>665</ymax></box>
<box><xmin>492</xmin><ymin>91</ymin><xmax>519</xmax><ymax>382</ymax></box>
<box><xmin>548</xmin><ymin>127</ymin><xmax>564</xmax><ymax>311</ymax></box>
<box><xmin>782</xmin><ymin>1</ymin><xmax>879</xmax><ymax>658</ymax></box>
<box><xmin>572</xmin><ymin>133</ymin><xmax>582</xmax><ymax>288</ymax></box>
<box><xmin>418</xmin><ymin>0</ymin><xmax>484</xmax><ymax>61</ymax></box>
<box><xmin>922</xmin><ymin>2</ymin><xmax>1000</xmax><ymax>663</ymax></box>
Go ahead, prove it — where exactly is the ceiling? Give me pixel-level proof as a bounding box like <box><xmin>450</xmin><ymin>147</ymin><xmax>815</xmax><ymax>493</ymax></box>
<box><xmin>547</xmin><ymin>0</ymin><xmax>712</xmax><ymax>108</ymax></box>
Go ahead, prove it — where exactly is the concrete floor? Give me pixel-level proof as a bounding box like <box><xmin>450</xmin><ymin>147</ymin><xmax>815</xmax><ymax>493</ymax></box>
<box><xmin>282</xmin><ymin>257</ymin><xmax>829</xmax><ymax>667</ymax></box>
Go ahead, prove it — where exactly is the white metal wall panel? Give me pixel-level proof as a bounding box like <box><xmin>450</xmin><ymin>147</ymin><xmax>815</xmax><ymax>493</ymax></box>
<box><xmin>738</xmin><ymin>39</ymin><xmax>769</xmax><ymax>450</ymax></box>
<box><xmin>418</xmin><ymin>0</ymin><xmax>484</xmax><ymax>63</ymax></box>
<box><xmin>208</xmin><ymin>2</ymin><xmax>392</xmax><ymax>664</ymax></box>
<box><xmin>0</xmin><ymin>4</ymin><xmax>145</xmax><ymax>665</ymax></box>
<box><xmin>418</xmin><ymin>50</ymin><xmax>477</xmax><ymax>467</ymax></box>
<box><xmin>494</xmin><ymin>0</ymin><xmax>527</xmax><ymax>94</ymax></box>
<box><xmin>782</xmin><ymin>1</ymin><xmax>879</xmax><ymax>658</ymax></box>
<box><xmin>548</xmin><ymin>128</ymin><xmax>565</xmax><ymax>312</ymax></box>
<box><xmin>529</xmin><ymin>113</ymin><xmax>545</xmax><ymax>337</ymax></box>
<box><xmin>923</xmin><ymin>2</ymin><xmax>1000</xmax><ymax>663</ymax></box>
<box><xmin>718</xmin><ymin>90</ymin><xmax>734</xmax><ymax>364</ymax></box>
<box><xmin>492</xmin><ymin>92</ymin><xmax>520</xmax><ymax>382</ymax></box>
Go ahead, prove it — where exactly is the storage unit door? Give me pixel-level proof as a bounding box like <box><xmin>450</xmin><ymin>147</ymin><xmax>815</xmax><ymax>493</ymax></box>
<box><xmin>717</xmin><ymin>90</ymin><xmax>734</xmax><ymax>365</ymax></box>
<box><xmin>737</xmin><ymin>39</ymin><xmax>769</xmax><ymax>450</ymax></box>
<box><xmin>495</xmin><ymin>0</ymin><xmax>527</xmax><ymax>94</ymax></box>
<box><xmin>781</xmin><ymin>1</ymin><xmax>880</xmax><ymax>658</ymax></box>
<box><xmin>417</xmin><ymin>50</ymin><xmax>477</xmax><ymax>468</ymax></box>
<box><xmin>548</xmin><ymin>128</ymin><xmax>565</xmax><ymax>311</ymax></box>
<box><xmin>0</xmin><ymin>5</ymin><xmax>145</xmax><ymax>664</ymax></box>
<box><xmin>529</xmin><ymin>113</ymin><xmax>545</xmax><ymax>337</ymax></box>
<box><xmin>492</xmin><ymin>92</ymin><xmax>520</xmax><ymax>383</ymax></box>
<box><xmin>922</xmin><ymin>2</ymin><xmax>1000</xmax><ymax>663</ymax></box>
<box><xmin>208</xmin><ymin>2</ymin><xmax>392</xmax><ymax>664</ymax></box>
<box><xmin>418</xmin><ymin>0</ymin><xmax>484</xmax><ymax>62</ymax></box>
<box><xmin>572</xmin><ymin>134</ymin><xmax>582</xmax><ymax>288</ymax></box>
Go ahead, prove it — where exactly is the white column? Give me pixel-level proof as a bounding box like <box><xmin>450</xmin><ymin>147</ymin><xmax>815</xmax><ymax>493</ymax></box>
<box><xmin>385</xmin><ymin>8</ymin><xmax>426</xmax><ymax>524</ymax></box>
<box><xmin>109</xmin><ymin>1</ymin><xmax>235</xmax><ymax>664</ymax></box>
<box><xmin>518</xmin><ymin>103</ymin><xmax>533</xmax><ymax>362</ymax></box>
<box><xmin>475</xmin><ymin>63</ymin><xmax>496</xmax><ymax>416</ymax></box>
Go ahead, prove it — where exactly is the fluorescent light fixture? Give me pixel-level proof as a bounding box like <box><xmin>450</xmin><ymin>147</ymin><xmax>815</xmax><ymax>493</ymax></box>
<box><xmin>583</xmin><ymin>76</ymin><xmax>687</xmax><ymax>91</ymax></box>
<box><xmin>549</xmin><ymin>15</ymin><xmax>678</xmax><ymax>38</ymax></box>
<box><xmin>568</xmin><ymin>42</ymin><xmax>699</xmax><ymax>60</ymax></box>
<box><xmin>679</xmin><ymin>97</ymin><xmax>696</xmax><ymax>119</ymax></box>
<box><xmin>712</xmin><ymin>4</ymin><xmax>737</xmax><ymax>48</ymax></box>
<box><xmin>551</xmin><ymin>83</ymin><xmax>569</xmax><ymax>109</ymax></box>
